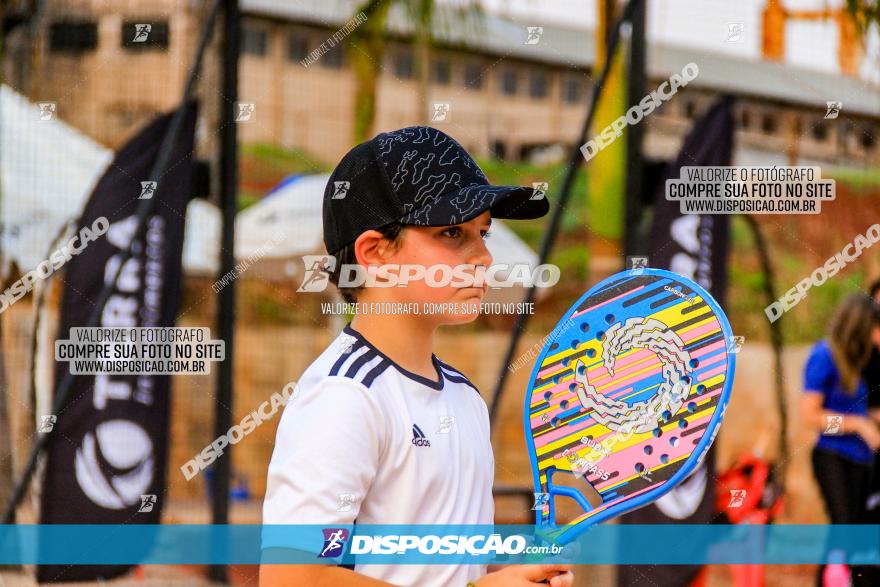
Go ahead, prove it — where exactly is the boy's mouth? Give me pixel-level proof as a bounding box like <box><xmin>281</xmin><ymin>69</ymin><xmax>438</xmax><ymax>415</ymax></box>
<box><xmin>457</xmin><ymin>284</ymin><xmax>487</xmax><ymax>296</ymax></box>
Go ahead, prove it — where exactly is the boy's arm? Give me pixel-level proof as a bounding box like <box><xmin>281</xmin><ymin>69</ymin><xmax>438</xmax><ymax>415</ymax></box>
<box><xmin>260</xmin><ymin>377</ymin><xmax>387</xmax><ymax>578</ymax></box>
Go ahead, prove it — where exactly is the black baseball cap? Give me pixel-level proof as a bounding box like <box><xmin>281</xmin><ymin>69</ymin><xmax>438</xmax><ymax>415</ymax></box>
<box><xmin>323</xmin><ymin>126</ymin><xmax>549</xmax><ymax>254</ymax></box>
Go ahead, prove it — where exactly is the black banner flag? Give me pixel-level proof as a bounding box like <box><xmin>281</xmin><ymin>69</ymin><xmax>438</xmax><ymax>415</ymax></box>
<box><xmin>38</xmin><ymin>102</ymin><xmax>198</xmax><ymax>583</ymax></box>
<box><xmin>617</xmin><ymin>96</ymin><xmax>734</xmax><ymax>587</ymax></box>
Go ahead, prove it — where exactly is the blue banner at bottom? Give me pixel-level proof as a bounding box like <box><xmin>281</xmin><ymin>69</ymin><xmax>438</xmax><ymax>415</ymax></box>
<box><xmin>2</xmin><ymin>524</ymin><xmax>879</xmax><ymax>565</ymax></box>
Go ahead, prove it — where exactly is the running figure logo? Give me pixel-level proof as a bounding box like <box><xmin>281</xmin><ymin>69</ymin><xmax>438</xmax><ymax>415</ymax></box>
<box><xmin>728</xmin><ymin>489</ymin><xmax>746</xmax><ymax>508</ymax></box>
<box><xmin>824</xmin><ymin>415</ymin><xmax>843</xmax><ymax>435</ymax></box>
<box><xmin>39</xmin><ymin>415</ymin><xmax>57</xmax><ymax>433</ymax></box>
<box><xmin>726</xmin><ymin>23</ymin><xmax>744</xmax><ymax>42</ymax></box>
<box><xmin>532</xmin><ymin>492</ymin><xmax>549</xmax><ymax>510</ymax></box>
<box><xmin>531</xmin><ymin>182</ymin><xmax>548</xmax><ymax>200</ymax></box>
<box><xmin>38</xmin><ymin>102</ymin><xmax>56</xmax><ymax>121</ymax></box>
<box><xmin>825</xmin><ymin>101</ymin><xmax>842</xmax><ymax>119</ymax></box>
<box><xmin>235</xmin><ymin>102</ymin><xmax>256</xmax><ymax>122</ymax></box>
<box><xmin>726</xmin><ymin>336</ymin><xmax>744</xmax><ymax>354</ymax></box>
<box><xmin>628</xmin><ymin>256</ymin><xmax>648</xmax><ymax>275</ymax></box>
<box><xmin>139</xmin><ymin>181</ymin><xmax>157</xmax><ymax>200</ymax></box>
<box><xmin>430</xmin><ymin>103</ymin><xmax>450</xmax><ymax>122</ymax></box>
<box><xmin>297</xmin><ymin>255</ymin><xmax>335</xmax><ymax>292</ymax></box>
<box><xmin>332</xmin><ymin>181</ymin><xmax>350</xmax><ymax>199</ymax></box>
<box><xmin>318</xmin><ymin>528</ymin><xmax>350</xmax><ymax>558</ymax></box>
<box><xmin>525</xmin><ymin>27</ymin><xmax>543</xmax><ymax>44</ymax></box>
<box><xmin>138</xmin><ymin>494</ymin><xmax>157</xmax><ymax>512</ymax></box>
<box><xmin>132</xmin><ymin>24</ymin><xmax>151</xmax><ymax>42</ymax></box>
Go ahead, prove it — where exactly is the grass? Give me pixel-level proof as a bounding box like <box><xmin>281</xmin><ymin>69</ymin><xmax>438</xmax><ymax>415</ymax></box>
<box><xmin>825</xmin><ymin>166</ymin><xmax>880</xmax><ymax>191</ymax></box>
<box><xmin>240</xmin><ymin>143</ymin><xmax>329</xmax><ymax>176</ymax></box>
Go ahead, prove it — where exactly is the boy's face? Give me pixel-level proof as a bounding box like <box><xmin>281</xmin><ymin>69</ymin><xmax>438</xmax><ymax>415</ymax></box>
<box><xmin>360</xmin><ymin>211</ymin><xmax>493</xmax><ymax>324</ymax></box>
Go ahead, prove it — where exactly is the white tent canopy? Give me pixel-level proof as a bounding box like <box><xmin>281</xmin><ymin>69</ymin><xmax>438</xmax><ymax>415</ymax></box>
<box><xmin>0</xmin><ymin>84</ymin><xmax>114</xmax><ymax>276</ymax></box>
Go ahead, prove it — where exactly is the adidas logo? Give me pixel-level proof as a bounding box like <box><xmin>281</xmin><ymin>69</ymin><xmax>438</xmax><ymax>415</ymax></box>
<box><xmin>411</xmin><ymin>424</ymin><xmax>431</xmax><ymax>447</ymax></box>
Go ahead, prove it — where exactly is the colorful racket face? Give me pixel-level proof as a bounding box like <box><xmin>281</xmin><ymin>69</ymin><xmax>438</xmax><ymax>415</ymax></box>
<box><xmin>524</xmin><ymin>268</ymin><xmax>735</xmax><ymax>545</ymax></box>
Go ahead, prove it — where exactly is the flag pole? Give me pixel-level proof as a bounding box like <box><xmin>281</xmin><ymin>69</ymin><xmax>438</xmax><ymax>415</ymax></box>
<box><xmin>623</xmin><ymin>0</ymin><xmax>646</xmax><ymax>260</ymax></box>
<box><xmin>208</xmin><ymin>0</ymin><xmax>240</xmax><ymax>582</ymax></box>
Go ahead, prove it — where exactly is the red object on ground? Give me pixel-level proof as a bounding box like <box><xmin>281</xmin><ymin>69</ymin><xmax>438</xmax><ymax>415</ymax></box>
<box><xmin>716</xmin><ymin>454</ymin><xmax>784</xmax><ymax>525</ymax></box>
<box><xmin>714</xmin><ymin>454</ymin><xmax>786</xmax><ymax>587</ymax></box>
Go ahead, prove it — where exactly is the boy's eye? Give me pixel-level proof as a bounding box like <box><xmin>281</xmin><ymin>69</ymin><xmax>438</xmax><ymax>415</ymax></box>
<box><xmin>440</xmin><ymin>226</ymin><xmax>491</xmax><ymax>240</ymax></box>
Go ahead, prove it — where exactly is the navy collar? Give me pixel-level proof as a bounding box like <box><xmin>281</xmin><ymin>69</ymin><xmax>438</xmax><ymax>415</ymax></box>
<box><xmin>343</xmin><ymin>324</ymin><xmax>445</xmax><ymax>390</ymax></box>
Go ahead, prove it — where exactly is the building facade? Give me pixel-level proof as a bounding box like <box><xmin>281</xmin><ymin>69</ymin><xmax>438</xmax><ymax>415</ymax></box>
<box><xmin>6</xmin><ymin>0</ymin><xmax>878</xmax><ymax>167</ymax></box>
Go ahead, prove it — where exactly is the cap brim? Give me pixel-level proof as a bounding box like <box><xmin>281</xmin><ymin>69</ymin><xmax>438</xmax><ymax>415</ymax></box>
<box><xmin>399</xmin><ymin>184</ymin><xmax>549</xmax><ymax>226</ymax></box>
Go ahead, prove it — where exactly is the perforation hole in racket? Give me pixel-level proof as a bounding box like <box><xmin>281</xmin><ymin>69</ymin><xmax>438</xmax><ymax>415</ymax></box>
<box><xmin>547</xmin><ymin>468</ymin><xmax>604</xmax><ymax>525</ymax></box>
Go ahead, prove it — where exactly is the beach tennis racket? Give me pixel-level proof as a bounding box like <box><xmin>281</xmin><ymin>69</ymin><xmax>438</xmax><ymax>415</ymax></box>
<box><xmin>524</xmin><ymin>267</ymin><xmax>735</xmax><ymax>545</ymax></box>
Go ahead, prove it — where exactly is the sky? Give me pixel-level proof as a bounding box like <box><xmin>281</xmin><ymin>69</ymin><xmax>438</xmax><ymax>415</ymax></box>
<box><xmin>472</xmin><ymin>0</ymin><xmax>880</xmax><ymax>84</ymax></box>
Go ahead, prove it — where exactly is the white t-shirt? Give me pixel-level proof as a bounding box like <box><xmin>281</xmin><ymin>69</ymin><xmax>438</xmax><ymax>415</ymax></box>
<box><xmin>262</xmin><ymin>324</ymin><xmax>495</xmax><ymax>586</ymax></box>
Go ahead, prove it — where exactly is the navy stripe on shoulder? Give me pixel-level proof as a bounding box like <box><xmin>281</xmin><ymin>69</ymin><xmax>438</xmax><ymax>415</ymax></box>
<box><xmin>344</xmin><ymin>349</ymin><xmax>378</xmax><ymax>380</ymax></box>
<box><xmin>361</xmin><ymin>359</ymin><xmax>391</xmax><ymax>388</ymax></box>
<box><xmin>328</xmin><ymin>340</ymin><xmax>365</xmax><ymax>376</ymax></box>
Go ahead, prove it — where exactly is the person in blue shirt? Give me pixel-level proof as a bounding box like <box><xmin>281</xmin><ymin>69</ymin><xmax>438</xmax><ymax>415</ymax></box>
<box><xmin>801</xmin><ymin>292</ymin><xmax>880</xmax><ymax>587</ymax></box>
<box><xmin>863</xmin><ymin>279</ymin><xmax>880</xmax><ymax>522</ymax></box>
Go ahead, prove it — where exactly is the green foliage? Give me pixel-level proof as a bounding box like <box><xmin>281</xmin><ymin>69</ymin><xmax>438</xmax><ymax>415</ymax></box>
<box><xmin>474</xmin><ymin>156</ymin><xmax>590</xmax><ymax>246</ymax></box>
<box><xmin>549</xmin><ymin>243</ymin><xmax>590</xmax><ymax>283</ymax></box>
<box><xmin>241</xmin><ymin>143</ymin><xmax>328</xmax><ymax>175</ymax></box>
<box><xmin>847</xmin><ymin>0</ymin><xmax>880</xmax><ymax>31</ymax></box>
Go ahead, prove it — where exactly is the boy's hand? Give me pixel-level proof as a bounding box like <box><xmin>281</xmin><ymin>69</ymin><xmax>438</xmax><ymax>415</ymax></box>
<box><xmin>475</xmin><ymin>564</ymin><xmax>574</xmax><ymax>586</ymax></box>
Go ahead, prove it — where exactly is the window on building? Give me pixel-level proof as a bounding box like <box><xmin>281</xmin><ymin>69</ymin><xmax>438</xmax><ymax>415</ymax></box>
<box><xmin>432</xmin><ymin>60</ymin><xmax>451</xmax><ymax>85</ymax></box>
<box><xmin>121</xmin><ymin>21</ymin><xmax>169</xmax><ymax>50</ymax></box>
<box><xmin>242</xmin><ymin>24</ymin><xmax>267</xmax><ymax>56</ymax></box>
<box><xmin>49</xmin><ymin>21</ymin><xmax>98</xmax><ymax>53</ymax></box>
<box><xmin>811</xmin><ymin>122</ymin><xmax>828</xmax><ymax>142</ymax></box>
<box><xmin>738</xmin><ymin>109</ymin><xmax>751</xmax><ymax>129</ymax></box>
<box><xmin>393</xmin><ymin>47</ymin><xmax>414</xmax><ymax>79</ymax></box>
<box><xmin>761</xmin><ymin>113</ymin><xmax>778</xmax><ymax>134</ymax></box>
<box><xmin>500</xmin><ymin>69</ymin><xmax>518</xmax><ymax>95</ymax></box>
<box><xmin>562</xmin><ymin>76</ymin><xmax>583</xmax><ymax>104</ymax></box>
<box><xmin>529</xmin><ymin>71</ymin><xmax>548</xmax><ymax>99</ymax></box>
<box><xmin>684</xmin><ymin>98</ymin><xmax>697</xmax><ymax>119</ymax></box>
<box><xmin>491</xmin><ymin>140</ymin><xmax>507</xmax><ymax>159</ymax></box>
<box><xmin>320</xmin><ymin>42</ymin><xmax>344</xmax><ymax>69</ymax></box>
<box><xmin>464</xmin><ymin>63</ymin><xmax>483</xmax><ymax>90</ymax></box>
<box><xmin>861</xmin><ymin>126</ymin><xmax>876</xmax><ymax>150</ymax></box>
<box><xmin>287</xmin><ymin>33</ymin><xmax>309</xmax><ymax>62</ymax></box>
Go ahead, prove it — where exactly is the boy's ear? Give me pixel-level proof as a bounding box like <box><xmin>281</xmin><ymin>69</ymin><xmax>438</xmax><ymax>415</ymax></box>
<box><xmin>353</xmin><ymin>230</ymin><xmax>393</xmax><ymax>266</ymax></box>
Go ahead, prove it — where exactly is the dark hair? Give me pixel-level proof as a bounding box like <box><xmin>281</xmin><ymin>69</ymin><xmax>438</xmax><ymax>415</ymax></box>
<box><xmin>327</xmin><ymin>222</ymin><xmax>405</xmax><ymax>303</ymax></box>
<box><xmin>827</xmin><ymin>292</ymin><xmax>880</xmax><ymax>394</ymax></box>
<box><xmin>869</xmin><ymin>277</ymin><xmax>880</xmax><ymax>300</ymax></box>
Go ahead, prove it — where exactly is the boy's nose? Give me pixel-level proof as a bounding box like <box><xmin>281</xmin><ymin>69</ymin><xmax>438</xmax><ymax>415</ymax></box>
<box><xmin>468</xmin><ymin>239</ymin><xmax>493</xmax><ymax>268</ymax></box>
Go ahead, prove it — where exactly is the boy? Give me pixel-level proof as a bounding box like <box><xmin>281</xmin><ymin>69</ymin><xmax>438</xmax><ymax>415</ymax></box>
<box><xmin>260</xmin><ymin>126</ymin><xmax>574</xmax><ymax>587</ymax></box>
